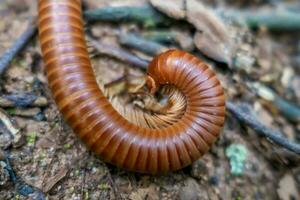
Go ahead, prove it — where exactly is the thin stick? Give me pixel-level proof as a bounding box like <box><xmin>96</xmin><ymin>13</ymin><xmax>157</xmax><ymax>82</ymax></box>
<box><xmin>83</xmin><ymin>4</ymin><xmax>300</xmax><ymax>31</ymax></box>
<box><xmin>219</xmin><ymin>9</ymin><xmax>300</xmax><ymax>31</ymax></box>
<box><xmin>0</xmin><ymin>93</ymin><xmax>48</xmax><ymax>108</ymax></box>
<box><xmin>226</xmin><ymin>102</ymin><xmax>300</xmax><ymax>155</ymax></box>
<box><xmin>119</xmin><ymin>33</ymin><xmax>169</xmax><ymax>56</ymax></box>
<box><xmin>84</xmin><ymin>6</ymin><xmax>172</xmax><ymax>28</ymax></box>
<box><xmin>88</xmin><ymin>36</ymin><xmax>148</xmax><ymax>71</ymax></box>
<box><xmin>0</xmin><ymin>22</ymin><xmax>37</xmax><ymax>76</ymax></box>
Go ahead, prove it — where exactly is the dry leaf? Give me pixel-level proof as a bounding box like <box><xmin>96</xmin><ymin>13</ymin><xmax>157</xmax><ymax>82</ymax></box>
<box><xmin>186</xmin><ymin>0</ymin><xmax>229</xmax><ymax>43</ymax></box>
<box><xmin>277</xmin><ymin>174</ymin><xmax>300</xmax><ymax>200</ymax></box>
<box><xmin>194</xmin><ymin>32</ymin><xmax>229</xmax><ymax>63</ymax></box>
<box><xmin>36</xmin><ymin>136</ymin><xmax>55</xmax><ymax>149</ymax></box>
<box><xmin>186</xmin><ymin>0</ymin><xmax>231</xmax><ymax>63</ymax></box>
<box><xmin>42</xmin><ymin>168</ymin><xmax>68</xmax><ymax>192</ymax></box>
<box><xmin>150</xmin><ymin>0</ymin><xmax>185</xmax><ymax>19</ymax></box>
<box><xmin>175</xmin><ymin>31</ymin><xmax>195</xmax><ymax>51</ymax></box>
<box><xmin>129</xmin><ymin>185</ymin><xmax>159</xmax><ymax>200</ymax></box>
<box><xmin>150</xmin><ymin>0</ymin><xmax>232</xmax><ymax>63</ymax></box>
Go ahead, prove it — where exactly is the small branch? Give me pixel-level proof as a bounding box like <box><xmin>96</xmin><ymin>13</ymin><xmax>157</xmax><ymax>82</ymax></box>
<box><xmin>0</xmin><ymin>93</ymin><xmax>48</xmax><ymax>108</ymax></box>
<box><xmin>0</xmin><ymin>21</ymin><xmax>37</xmax><ymax>76</ymax></box>
<box><xmin>84</xmin><ymin>6</ymin><xmax>173</xmax><ymax>28</ymax></box>
<box><xmin>106</xmin><ymin>169</ymin><xmax>123</xmax><ymax>200</ymax></box>
<box><xmin>6</xmin><ymin>108</ymin><xmax>44</xmax><ymax>121</ymax></box>
<box><xmin>88</xmin><ymin>36</ymin><xmax>148</xmax><ymax>70</ymax></box>
<box><xmin>142</xmin><ymin>30</ymin><xmax>178</xmax><ymax>44</ymax></box>
<box><xmin>142</xmin><ymin>30</ymin><xmax>195</xmax><ymax>51</ymax></box>
<box><xmin>119</xmin><ymin>33</ymin><xmax>169</xmax><ymax>56</ymax></box>
<box><xmin>217</xmin><ymin>8</ymin><xmax>300</xmax><ymax>31</ymax></box>
<box><xmin>248</xmin><ymin>82</ymin><xmax>300</xmax><ymax>122</ymax></box>
<box><xmin>226</xmin><ymin>102</ymin><xmax>300</xmax><ymax>155</ymax></box>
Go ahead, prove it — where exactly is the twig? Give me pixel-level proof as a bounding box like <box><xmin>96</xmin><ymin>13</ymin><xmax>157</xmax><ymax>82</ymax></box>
<box><xmin>119</xmin><ymin>33</ymin><xmax>169</xmax><ymax>56</ymax></box>
<box><xmin>0</xmin><ymin>93</ymin><xmax>48</xmax><ymax>108</ymax></box>
<box><xmin>106</xmin><ymin>168</ymin><xmax>123</xmax><ymax>200</ymax></box>
<box><xmin>84</xmin><ymin>6</ymin><xmax>173</xmax><ymax>28</ymax></box>
<box><xmin>142</xmin><ymin>30</ymin><xmax>195</xmax><ymax>51</ymax></box>
<box><xmin>226</xmin><ymin>102</ymin><xmax>300</xmax><ymax>155</ymax></box>
<box><xmin>0</xmin><ymin>21</ymin><xmax>37</xmax><ymax>76</ymax></box>
<box><xmin>6</xmin><ymin>107</ymin><xmax>43</xmax><ymax>119</ymax></box>
<box><xmin>217</xmin><ymin>8</ymin><xmax>300</xmax><ymax>31</ymax></box>
<box><xmin>83</xmin><ymin>4</ymin><xmax>300</xmax><ymax>31</ymax></box>
<box><xmin>248</xmin><ymin>82</ymin><xmax>300</xmax><ymax>122</ymax></box>
<box><xmin>88</xmin><ymin>36</ymin><xmax>148</xmax><ymax>70</ymax></box>
<box><xmin>142</xmin><ymin>30</ymin><xmax>178</xmax><ymax>44</ymax></box>
<box><xmin>80</xmin><ymin>166</ymin><xmax>87</xmax><ymax>200</ymax></box>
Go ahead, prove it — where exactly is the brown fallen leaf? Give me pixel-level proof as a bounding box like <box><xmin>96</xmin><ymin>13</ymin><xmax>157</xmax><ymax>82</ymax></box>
<box><xmin>150</xmin><ymin>0</ymin><xmax>232</xmax><ymax>63</ymax></box>
<box><xmin>42</xmin><ymin>167</ymin><xmax>68</xmax><ymax>193</ymax></box>
<box><xmin>186</xmin><ymin>0</ymin><xmax>232</xmax><ymax>63</ymax></box>
<box><xmin>186</xmin><ymin>0</ymin><xmax>229</xmax><ymax>44</ymax></box>
<box><xmin>129</xmin><ymin>184</ymin><xmax>159</xmax><ymax>200</ymax></box>
<box><xmin>150</xmin><ymin>0</ymin><xmax>185</xmax><ymax>19</ymax></box>
<box><xmin>277</xmin><ymin>174</ymin><xmax>300</xmax><ymax>200</ymax></box>
<box><xmin>194</xmin><ymin>32</ymin><xmax>230</xmax><ymax>63</ymax></box>
<box><xmin>36</xmin><ymin>136</ymin><xmax>55</xmax><ymax>149</ymax></box>
<box><xmin>175</xmin><ymin>31</ymin><xmax>195</xmax><ymax>51</ymax></box>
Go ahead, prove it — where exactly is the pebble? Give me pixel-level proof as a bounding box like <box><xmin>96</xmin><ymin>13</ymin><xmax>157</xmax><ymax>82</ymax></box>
<box><xmin>0</xmin><ymin>161</ymin><xmax>10</xmax><ymax>186</ymax></box>
<box><xmin>209</xmin><ymin>176</ymin><xmax>219</xmax><ymax>186</ymax></box>
<box><xmin>179</xmin><ymin>178</ymin><xmax>208</xmax><ymax>200</ymax></box>
<box><xmin>190</xmin><ymin>160</ymin><xmax>208</xmax><ymax>179</ymax></box>
<box><xmin>0</xmin><ymin>131</ymin><xmax>12</xmax><ymax>149</ymax></box>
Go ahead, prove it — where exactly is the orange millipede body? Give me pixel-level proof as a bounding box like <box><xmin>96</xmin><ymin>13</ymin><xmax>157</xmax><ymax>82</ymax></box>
<box><xmin>38</xmin><ymin>0</ymin><xmax>225</xmax><ymax>174</ymax></box>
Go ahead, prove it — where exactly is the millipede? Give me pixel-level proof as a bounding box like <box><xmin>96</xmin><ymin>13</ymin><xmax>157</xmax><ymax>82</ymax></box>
<box><xmin>38</xmin><ymin>0</ymin><xmax>226</xmax><ymax>174</ymax></box>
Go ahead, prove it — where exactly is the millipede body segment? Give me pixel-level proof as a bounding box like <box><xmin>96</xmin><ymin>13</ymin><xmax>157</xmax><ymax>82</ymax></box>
<box><xmin>38</xmin><ymin>0</ymin><xmax>226</xmax><ymax>174</ymax></box>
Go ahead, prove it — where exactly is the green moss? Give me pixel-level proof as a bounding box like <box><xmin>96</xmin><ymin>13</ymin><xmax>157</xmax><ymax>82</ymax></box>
<box><xmin>26</xmin><ymin>132</ymin><xmax>37</xmax><ymax>146</ymax></box>
<box><xmin>14</xmin><ymin>194</ymin><xmax>20</xmax><ymax>200</ymax></box>
<box><xmin>226</xmin><ymin>144</ymin><xmax>248</xmax><ymax>176</ymax></box>
<box><xmin>63</xmin><ymin>143</ymin><xmax>72</xmax><ymax>149</ymax></box>
<box><xmin>6</xmin><ymin>108</ymin><xmax>16</xmax><ymax>115</ymax></box>
<box><xmin>38</xmin><ymin>150</ymin><xmax>47</xmax><ymax>167</ymax></box>
<box><xmin>84</xmin><ymin>190</ymin><xmax>89</xmax><ymax>200</ymax></box>
<box><xmin>98</xmin><ymin>183</ymin><xmax>110</xmax><ymax>190</ymax></box>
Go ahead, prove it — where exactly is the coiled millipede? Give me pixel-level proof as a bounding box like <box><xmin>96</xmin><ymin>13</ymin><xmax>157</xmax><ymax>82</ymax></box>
<box><xmin>38</xmin><ymin>0</ymin><xmax>226</xmax><ymax>174</ymax></box>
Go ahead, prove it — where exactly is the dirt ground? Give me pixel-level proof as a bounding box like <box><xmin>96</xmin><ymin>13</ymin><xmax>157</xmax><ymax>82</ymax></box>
<box><xmin>0</xmin><ymin>0</ymin><xmax>299</xmax><ymax>200</ymax></box>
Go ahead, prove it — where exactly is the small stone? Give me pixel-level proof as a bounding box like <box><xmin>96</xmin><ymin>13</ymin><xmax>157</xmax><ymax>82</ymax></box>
<box><xmin>0</xmin><ymin>131</ymin><xmax>12</xmax><ymax>149</ymax></box>
<box><xmin>277</xmin><ymin>174</ymin><xmax>300</xmax><ymax>200</ymax></box>
<box><xmin>179</xmin><ymin>178</ymin><xmax>208</xmax><ymax>200</ymax></box>
<box><xmin>191</xmin><ymin>160</ymin><xmax>208</xmax><ymax>179</ymax></box>
<box><xmin>0</xmin><ymin>161</ymin><xmax>10</xmax><ymax>186</ymax></box>
<box><xmin>12</xmin><ymin>131</ymin><xmax>25</xmax><ymax>148</ymax></box>
<box><xmin>0</xmin><ymin>150</ymin><xmax>5</xmax><ymax>160</ymax></box>
<box><xmin>209</xmin><ymin>176</ymin><xmax>219</xmax><ymax>186</ymax></box>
